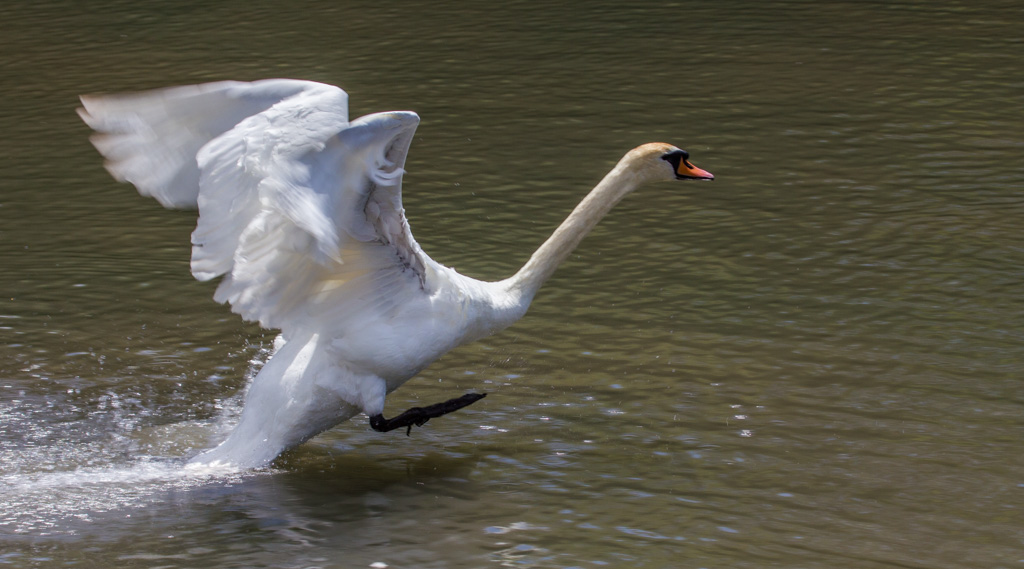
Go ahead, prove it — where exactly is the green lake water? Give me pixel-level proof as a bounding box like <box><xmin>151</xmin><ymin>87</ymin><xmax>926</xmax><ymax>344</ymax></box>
<box><xmin>1</xmin><ymin>1</ymin><xmax>1022</xmax><ymax>567</ymax></box>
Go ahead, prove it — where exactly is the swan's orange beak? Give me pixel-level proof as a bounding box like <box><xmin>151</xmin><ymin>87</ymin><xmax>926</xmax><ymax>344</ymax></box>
<box><xmin>677</xmin><ymin>159</ymin><xmax>714</xmax><ymax>180</ymax></box>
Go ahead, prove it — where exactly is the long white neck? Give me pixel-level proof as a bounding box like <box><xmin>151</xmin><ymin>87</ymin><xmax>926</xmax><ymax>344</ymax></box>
<box><xmin>502</xmin><ymin>158</ymin><xmax>644</xmax><ymax>301</ymax></box>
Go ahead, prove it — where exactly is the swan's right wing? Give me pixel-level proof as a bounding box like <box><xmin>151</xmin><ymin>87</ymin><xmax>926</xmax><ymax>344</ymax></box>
<box><xmin>78</xmin><ymin>79</ymin><xmax>337</xmax><ymax>209</ymax></box>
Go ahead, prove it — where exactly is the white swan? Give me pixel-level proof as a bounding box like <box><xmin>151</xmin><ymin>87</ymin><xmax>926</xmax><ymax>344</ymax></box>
<box><xmin>78</xmin><ymin>79</ymin><xmax>714</xmax><ymax>469</ymax></box>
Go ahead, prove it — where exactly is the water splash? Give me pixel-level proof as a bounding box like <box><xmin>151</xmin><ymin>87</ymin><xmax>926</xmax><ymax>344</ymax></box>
<box><xmin>0</xmin><ymin>395</ymin><xmax>255</xmax><ymax>536</ymax></box>
<box><xmin>0</xmin><ymin>458</ymin><xmax>250</xmax><ymax>535</ymax></box>
<box><xmin>0</xmin><ymin>345</ymin><xmax>275</xmax><ymax>536</ymax></box>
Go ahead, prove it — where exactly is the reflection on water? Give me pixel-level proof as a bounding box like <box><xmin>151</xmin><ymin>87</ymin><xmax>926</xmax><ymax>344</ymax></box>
<box><xmin>2</xmin><ymin>0</ymin><xmax>1023</xmax><ymax>567</ymax></box>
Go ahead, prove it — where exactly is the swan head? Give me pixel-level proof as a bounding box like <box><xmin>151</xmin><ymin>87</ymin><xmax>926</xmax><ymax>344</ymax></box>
<box><xmin>625</xmin><ymin>142</ymin><xmax>714</xmax><ymax>183</ymax></box>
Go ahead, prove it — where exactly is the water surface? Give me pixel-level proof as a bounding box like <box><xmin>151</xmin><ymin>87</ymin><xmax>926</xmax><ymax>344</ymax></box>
<box><xmin>1</xmin><ymin>1</ymin><xmax>1022</xmax><ymax>567</ymax></box>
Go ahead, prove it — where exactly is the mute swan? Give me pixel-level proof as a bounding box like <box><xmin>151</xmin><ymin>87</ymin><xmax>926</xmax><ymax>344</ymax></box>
<box><xmin>78</xmin><ymin>79</ymin><xmax>714</xmax><ymax>469</ymax></box>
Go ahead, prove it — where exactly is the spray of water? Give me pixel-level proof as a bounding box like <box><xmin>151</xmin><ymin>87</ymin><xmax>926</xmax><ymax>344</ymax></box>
<box><xmin>0</xmin><ymin>345</ymin><xmax>275</xmax><ymax>535</ymax></box>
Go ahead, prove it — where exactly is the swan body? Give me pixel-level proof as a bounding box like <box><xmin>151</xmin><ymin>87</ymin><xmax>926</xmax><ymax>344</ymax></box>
<box><xmin>78</xmin><ymin>79</ymin><xmax>713</xmax><ymax>468</ymax></box>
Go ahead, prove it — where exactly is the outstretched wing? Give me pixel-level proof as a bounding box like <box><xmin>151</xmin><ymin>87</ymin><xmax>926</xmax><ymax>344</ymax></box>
<box><xmin>78</xmin><ymin>79</ymin><xmax>327</xmax><ymax>209</ymax></box>
<box><xmin>80</xmin><ymin>79</ymin><xmax>429</xmax><ymax>333</ymax></box>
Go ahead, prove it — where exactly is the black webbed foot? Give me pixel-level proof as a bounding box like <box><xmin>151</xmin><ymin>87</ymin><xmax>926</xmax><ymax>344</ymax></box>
<box><xmin>369</xmin><ymin>392</ymin><xmax>487</xmax><ymax>435</ymax></box>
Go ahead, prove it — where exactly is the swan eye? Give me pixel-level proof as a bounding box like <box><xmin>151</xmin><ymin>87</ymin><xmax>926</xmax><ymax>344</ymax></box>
<box><xmin>661</xmin><ymin>149</ymin><xmax>714</xmax><ymax>181</ymax></box>
<box><xmin>661</xmin><ymin>150</ymin><xmax>688</xmax><ymax>168</ymax></box>
<box><xmin>660</xmin><ymin>150</ymin><xmax>688</xmax><ymax>173</ymax></box>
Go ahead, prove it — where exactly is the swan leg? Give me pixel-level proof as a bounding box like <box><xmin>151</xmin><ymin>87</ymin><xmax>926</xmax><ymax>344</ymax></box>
<box><xmin>369</xmin><ymin>392</ymin><xmax>487</xmax><ymax>435</ymax></box>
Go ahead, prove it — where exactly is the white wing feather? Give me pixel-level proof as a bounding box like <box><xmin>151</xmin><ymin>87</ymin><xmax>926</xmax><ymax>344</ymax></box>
<box><xmin>78</xmin><ymin>79</ymin><xmax>328</xmax><ymax>208</ymax></box>
<box><xmin>80</xmin><ymin>79</ymin><xmax>427</xmax><ymax>334</ymax></box>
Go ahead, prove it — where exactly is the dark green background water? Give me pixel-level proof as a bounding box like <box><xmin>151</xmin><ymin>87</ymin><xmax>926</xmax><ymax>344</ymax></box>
<box><xmin>1</xmin><ymin>1</ymin><xmax>1022</xmax><ymax>567</ymax></box>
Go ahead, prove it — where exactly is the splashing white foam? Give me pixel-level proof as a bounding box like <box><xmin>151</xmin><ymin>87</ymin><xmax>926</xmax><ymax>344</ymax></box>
<box><xmin>0</xmin><ymin>344</ymin><xmax>276</xmax><ymax>536</ymax></box>
<box><xmin>0</xmin><ymin>458</ymin><xmax>257</xmax><ymax>535</ymax></box>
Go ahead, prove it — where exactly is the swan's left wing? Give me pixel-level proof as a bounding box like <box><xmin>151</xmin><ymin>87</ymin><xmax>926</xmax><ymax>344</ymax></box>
<box><xmin>198</xmin><ymin>107</ymin><xmax>427</xmax><ymax>332</ymax></box>
<box><xmin>81</xmin><ymin>80</ymin><xmax>428</xmax><ymax>334</ymax></box>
